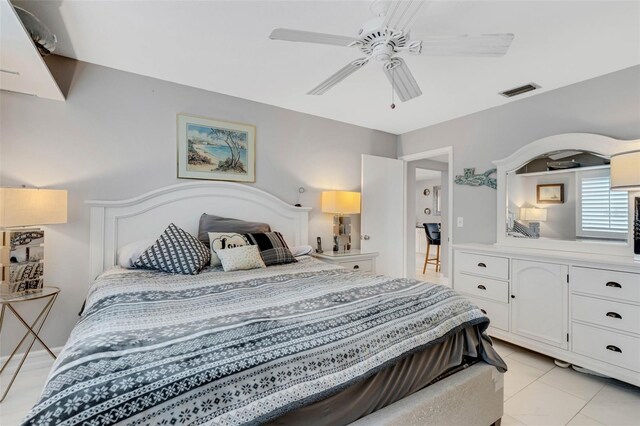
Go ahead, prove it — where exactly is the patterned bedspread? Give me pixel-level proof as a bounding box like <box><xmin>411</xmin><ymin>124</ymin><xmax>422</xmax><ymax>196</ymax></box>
<box><xmin>24</xmin><ymin>257</ymin><xmax>498</xmax><ymax>426</ymax></box>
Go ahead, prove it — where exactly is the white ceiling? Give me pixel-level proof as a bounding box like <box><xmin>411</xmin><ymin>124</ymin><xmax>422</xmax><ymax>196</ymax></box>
<box><xmin>15</xmin><ymin>1</ymin><xmax>640</xmax><ymax>135</ymax></box>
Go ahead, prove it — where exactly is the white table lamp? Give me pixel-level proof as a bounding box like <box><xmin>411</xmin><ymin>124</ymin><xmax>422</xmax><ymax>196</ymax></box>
<box><xmin>520</xmin><ymin>207</ymin><xmax>547</xmax><ymax>238</ymax></box>
<box><xmin>0</xmin><ymin>188</ymin><xmax>67</xmax><ymax>228</ymax></box>
<box><xmin>611</xmin><ymin>150</ymin><xmax>640</xmax><ymax>261</ymax></box>
<box><xmin>321</xmin><ymin>191</ymin><xmax>361</xmax><ymax>252</ymax></box>
<box><xmin>0</xmin><ymin>187</ymin><xmax>67</xmax><ymax>293</ymax></box>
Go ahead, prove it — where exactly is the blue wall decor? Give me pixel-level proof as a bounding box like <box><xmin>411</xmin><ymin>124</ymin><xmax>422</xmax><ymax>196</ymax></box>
<box><xmin>455</xmin><ymin>168</ymin><xmax>497</xmax><ymax>189</ymax></box>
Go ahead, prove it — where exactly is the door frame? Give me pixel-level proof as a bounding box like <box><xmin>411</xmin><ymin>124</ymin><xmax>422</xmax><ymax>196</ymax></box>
<box><xmin>399</xmin><ymin>146</ymin><xmax>454</xmax><ymax>282</ymax></box>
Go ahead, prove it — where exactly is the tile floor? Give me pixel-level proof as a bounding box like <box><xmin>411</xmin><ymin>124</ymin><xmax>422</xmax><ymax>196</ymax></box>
<box><xmin>493</xmin><ymin>338</ymin><xmax>640</xmax><ymax>426</ymax></box>
<box><xmin>0</xmin><ymin>350</ymin><xmax>53</xmax><ymax>425</ymax></box>
<box><xmin>415</xmin><ymin>267</ymin><xmax>449</xmax><ymax>286</ymax></box>
<box><xmin>1</xmin><ymin>337</ymin><xmax>638</xmax><ymax>425</ymax></box>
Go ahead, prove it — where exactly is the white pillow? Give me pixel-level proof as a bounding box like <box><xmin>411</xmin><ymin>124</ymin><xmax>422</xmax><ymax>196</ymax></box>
<box><xmin>118</xmin><ymin>239</ymin><xmax>155</xmax><ymax>268</ymax></box>
<box><xmin>216</xmin><ymin>245</ymin><xmax>266</xmax><ymax>272</ymax></box>
<box><xmin>291</xmin><ymin>245</ymin><xmax>313</xmax><ymax>257</ymax></box>
<box><xmin>208</xmin><ymin>232</ymin><xmax>250</xmax><ymax>266</ymax></box>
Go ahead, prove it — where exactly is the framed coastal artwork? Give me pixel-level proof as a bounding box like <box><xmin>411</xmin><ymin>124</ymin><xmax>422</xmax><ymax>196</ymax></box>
<box><xmin>536</xmin><ymin>183</ymin><xmax>564</xmax><ymax>203</ymax></box>
<box><xmin>177</xmin><ymin>113</ymin><xmax>256</xmax><ymax>182</ymax></box>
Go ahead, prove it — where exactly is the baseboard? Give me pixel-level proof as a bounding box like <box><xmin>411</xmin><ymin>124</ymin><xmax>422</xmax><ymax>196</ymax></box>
<box><xmin>1</xmin><ymin>346</ymin><xmax>63</xmax><ymax>366</ymax></box>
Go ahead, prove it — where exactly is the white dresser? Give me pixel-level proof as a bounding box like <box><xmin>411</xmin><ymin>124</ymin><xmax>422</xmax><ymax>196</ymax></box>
<box><xmin>453</xmin><ymin>243</ymin><xmax>640</xmax><ymax>386</ymax></box>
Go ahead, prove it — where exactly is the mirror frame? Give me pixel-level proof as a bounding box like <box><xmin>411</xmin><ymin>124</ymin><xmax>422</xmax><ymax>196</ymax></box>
<box><xmin>494</xmin><ymin>133</ymin><xmax>640</xmax><ymax>256</ymax></box>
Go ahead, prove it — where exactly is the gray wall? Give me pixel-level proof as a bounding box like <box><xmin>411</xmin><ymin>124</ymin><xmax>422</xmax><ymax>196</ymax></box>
<box><xmin>415</xmin><ymin>177</ymin><xmax>442</xmax><ymax>226</ymax></box>
<box><xmin>0</xmin><ymin>58</ymin><xmax>396</xmax><ymax>354</ymax></box>
<box><xmin>398</xmin><ymin>65</ymin><xmax>640</xmax><ymax>244</ymax></box>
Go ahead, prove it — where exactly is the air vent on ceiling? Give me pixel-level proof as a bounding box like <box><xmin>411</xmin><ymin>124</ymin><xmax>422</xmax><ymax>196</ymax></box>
<box><xmin>499</xmin><ymin>83</ymin><xmax>540</xmax><ymax>98</ymax></box>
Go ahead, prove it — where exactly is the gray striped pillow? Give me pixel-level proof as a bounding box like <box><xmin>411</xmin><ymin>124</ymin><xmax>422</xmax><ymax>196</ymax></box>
<box><xmin>135</xmin><ymin>223</ymin><xmax>210</xmax><ymax>274</ymax></box>
<box><xmin>244</xmin><ymin>232</ymin><xmax>297</xmax><ymax>266</ymax></box>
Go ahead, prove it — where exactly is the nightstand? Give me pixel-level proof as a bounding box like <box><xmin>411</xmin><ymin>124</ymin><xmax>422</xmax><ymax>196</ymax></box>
<box><xmin>311</xmin><ymin>250</ymin><xmax>378</xmax><ymax>273</ymax></box>
<box><xmin>0</xmin><ymin>286</ymin><xmax>59</xmax><ymax>402</ymax></box>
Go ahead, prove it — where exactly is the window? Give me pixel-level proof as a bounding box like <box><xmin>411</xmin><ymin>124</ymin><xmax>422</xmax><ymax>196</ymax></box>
<box><xmin>577</xmin><ymin>169</ymin><xmax>628</xmax><ymax>240</ymax></box>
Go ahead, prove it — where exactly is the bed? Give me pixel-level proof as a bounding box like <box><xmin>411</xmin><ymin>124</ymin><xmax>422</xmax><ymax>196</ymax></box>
<box><xmin>24</xmin><ymin>182</ymin><xmax>506</xmax><ymax>425</ymax></box>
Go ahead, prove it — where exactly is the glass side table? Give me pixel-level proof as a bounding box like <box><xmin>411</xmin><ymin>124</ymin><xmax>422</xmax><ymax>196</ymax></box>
<box><xmin>0</xmin><ymin>286</ymin><xmax>60</xmax><ymax>402</ymax></box>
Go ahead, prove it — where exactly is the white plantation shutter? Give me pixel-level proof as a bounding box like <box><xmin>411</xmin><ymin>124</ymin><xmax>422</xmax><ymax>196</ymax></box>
<box><xmin>578</xmin><ymin>171</ymin><xmax>628</xmax><ymax>240</ymax></box>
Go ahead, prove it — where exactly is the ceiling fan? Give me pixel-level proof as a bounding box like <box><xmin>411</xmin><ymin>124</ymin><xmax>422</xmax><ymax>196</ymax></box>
<box><xmin>269</xmin><ymin>0</ymin><xmax>514</xmax><ymax>106</ymax></box>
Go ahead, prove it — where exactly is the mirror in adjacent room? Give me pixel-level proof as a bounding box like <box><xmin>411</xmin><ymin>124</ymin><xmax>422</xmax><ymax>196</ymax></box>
<box><xmin>505</xmin><ymin>150</ymin><xmax>629</xmax><ymax>244</ymax></box>
<box><xmin>433</xmin><ymin>186</ymin><xmax>442</xmax><ymax>216</ymax></box>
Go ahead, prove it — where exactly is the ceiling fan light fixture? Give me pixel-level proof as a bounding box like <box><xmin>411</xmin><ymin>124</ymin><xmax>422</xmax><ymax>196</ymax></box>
<box><xmin>383</xmin><ymin>58</ymin><xmax>421</xmax><ymax>102</ymax></box>
<box><xmin>307</xmin><ymin>59</ymin><xmax>367</xmax><ymax>95</ymax></box>
<box><xmin>270</xmin><ymin>0</ymin><xmax>514</xmax><ymax>103</ymax></box>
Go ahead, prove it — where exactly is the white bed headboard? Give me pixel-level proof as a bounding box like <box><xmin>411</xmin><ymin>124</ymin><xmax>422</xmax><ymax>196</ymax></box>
<box><xmin>86</xmin><ymin>182</ymin><xmax>311</xmax><ymax>279</ymax></box>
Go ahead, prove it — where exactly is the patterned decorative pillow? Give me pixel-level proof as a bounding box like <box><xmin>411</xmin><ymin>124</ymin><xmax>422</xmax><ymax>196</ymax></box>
<box><xmin>208</xmin><ymin>232</ymin><xmax>250</xmax><ymax>267</ymax></box>
<box><xmin>244</xmin><ymin>232</ymin><xmax>297</xmax><ymax>266</ymax></box>
<box><xmin>215</xmin><ymin>245</ymin><xmax>266</xmax><ymax>272</ymax></box>
<box><xmin>135</xmin><ymin>223</ymin><xmax>210</xmax><ymax>275</ymax></box>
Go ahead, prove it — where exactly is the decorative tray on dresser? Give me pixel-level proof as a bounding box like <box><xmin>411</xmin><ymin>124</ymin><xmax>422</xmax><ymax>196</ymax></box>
<box><xmin>453</xmin><ymin>243</ymin><xmax>640</xmax><ymax>386</ymax></box>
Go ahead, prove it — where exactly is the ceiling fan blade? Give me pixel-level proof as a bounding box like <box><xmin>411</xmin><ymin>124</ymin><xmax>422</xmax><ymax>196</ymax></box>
<box><xmin>270</xmin><ymin>28</ymin><xmax>357</xmax><ymax>47</ymax></box>
<box><xmin>383</xmin><ymin>58</ymin><xmax>422</xmax><ymax>102</ymax></box>
<box><xmin>382</xmin><ymin>0</ymin><xmax>429</xmax><ymax>33</ymax></box>
<box><xmin>419</xmin><ymin>33</ymin><xmax>515</xmax><ymax>57</ymax></box>
<box><xmin>307</xmin><ymin>59</ymin><xmax>368</xmax><ymax>95</ymax></box>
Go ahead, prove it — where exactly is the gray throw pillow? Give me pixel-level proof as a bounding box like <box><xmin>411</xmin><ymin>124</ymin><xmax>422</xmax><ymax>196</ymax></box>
<box><xmin>198</xmin><ymin>213</ymin><xmax>271</xmax><ymax>245</ymax></box>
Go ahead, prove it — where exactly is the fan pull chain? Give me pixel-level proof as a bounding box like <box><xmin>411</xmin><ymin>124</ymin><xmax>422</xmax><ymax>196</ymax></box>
<box><xmin>390</xmin><ymin>66</ymin><xmax>396</xmax><ymax>109</ymax></box>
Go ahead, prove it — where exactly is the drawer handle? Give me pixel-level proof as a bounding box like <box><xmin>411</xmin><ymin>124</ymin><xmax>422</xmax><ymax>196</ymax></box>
<box><xmin>353</xmin><ymin>265</ymin><xmax>359</xmax><ymax>270</ymax></box>
<box><xmin>606</xmin><ymin>345</ymin><xmax>622</xmax><ymax>353</ymax></box>
<box><xmin>606</xmin><ymin>312</ymin><xmax>622</xmax><ymax>319</ymax></box>
<box><xmin>606</xmin><ymin>281</ymin><xmax>622</xmax><ymax>288</ymax></box>
<box><xmin>477</xmin><ymin>262</ymin><xmax>487</xmax><ymax>268</ymax></box>
<box><xmin>477</xmin><ymin>284</ymin><xmax>487</xmax><ymax>290</ymax></box>
<box><xmin>480</xmin><ymin>309</ymin><xmax>487</xmax><ymax>314</ymax></box>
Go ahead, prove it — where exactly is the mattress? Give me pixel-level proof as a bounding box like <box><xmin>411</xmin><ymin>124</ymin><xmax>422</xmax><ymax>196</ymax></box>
<box><xmin>268</xmin><ymin>325</ymin><xmax>495</xmax><ymax>426</ymax></box>
<box><xmin>24</xmin><ymin>256</ymin><xmax>506</xmax><ymax>425</ymax></box>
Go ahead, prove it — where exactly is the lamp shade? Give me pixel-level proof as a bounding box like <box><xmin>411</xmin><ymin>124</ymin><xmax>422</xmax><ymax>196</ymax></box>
<box><xmin>521</xmin><ymin>207</ymin><xmax>547</xmax><ymax>222</ymax></box>
<box><xmin>321</xmin><ymin>191</ymin><xmax>361</xmax><ymax>214</ymax></box>
<box><xmin>0</xmin><ymin>188</ymin><xmax>67</xmax><ymax>228</ymax></box>
<box><xmin>611</xmin><ymin>150</ymin><xmax>640</xmax><ymax>191</ymax></box>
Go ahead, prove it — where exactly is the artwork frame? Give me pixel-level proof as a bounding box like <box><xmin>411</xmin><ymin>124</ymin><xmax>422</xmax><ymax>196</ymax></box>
<box><xmin>177</xmin><ymin>113</ymin><xmax>256</xmax><ymax>182</ymax></box>
<box><xmin>536</xmin><ymin>183</ymin><xmax>564</xmax><ymax>204</ymax></box>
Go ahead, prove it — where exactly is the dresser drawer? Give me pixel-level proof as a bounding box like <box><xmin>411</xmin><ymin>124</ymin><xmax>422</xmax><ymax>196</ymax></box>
<box><xmin>455</xmin><ymin>272</ymin><xmax>509</xmax><ymax>303</ymax></box>
<box><xmin>338</xmin><ymin>259</ymin><xmax>373</xmax><ymax>273</ymax></box>
<box><xmin>464</xmin><ymin>295</ymin><xmax>509</xmax><ymax>332</ymax></box>
<box><xmin>572</xmin><ymin>267</ymin><xmax>640</xmax><ymax>303</ymax></box>
<box><xmin>456</xmin><ymin>252</ymin><xmax>509</xmax><ymax>280</ymax></box>
<box><xmin>572</xmin><ymin>294</ymin><xmax>640</xmax><ymax>335</ymax></box>
<box><xmin>572</xmin><ymin>322</ymin><xmax>640</xmax><ymax>372</ymax></box>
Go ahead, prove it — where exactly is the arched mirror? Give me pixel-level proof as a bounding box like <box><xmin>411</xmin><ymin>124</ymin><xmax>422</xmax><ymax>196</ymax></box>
<box><xmin>506</xmin><ymin>150</ymin><xmax>628</xmax><ymax>244</ymax></box>
<box><xmin>494</xmin><ymin>133</ymin><xmax>639</xmax><ymax>256</ymax></box>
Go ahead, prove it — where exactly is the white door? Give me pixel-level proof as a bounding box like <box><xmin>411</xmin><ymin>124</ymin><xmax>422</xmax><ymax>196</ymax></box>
<box><xmin>511</xmin><ymin>259</ymin><xmax>569</xmax><ymax>349</ymax></box>
<box><xmin>361</xmin><ymin>154</ymin><xmax>405</xmax><ymax>277</ymax></box>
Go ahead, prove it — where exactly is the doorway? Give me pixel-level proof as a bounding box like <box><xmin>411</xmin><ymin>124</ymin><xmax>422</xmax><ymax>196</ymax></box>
<box><xmin>414</xmin><ymin>168</ymin><xmax>445</xmax><ymax>284</ymax></box>
<box><xmin>401</xmin><ymin>147</ymin><xmax>453</xmax><ymax>285</ymax></box>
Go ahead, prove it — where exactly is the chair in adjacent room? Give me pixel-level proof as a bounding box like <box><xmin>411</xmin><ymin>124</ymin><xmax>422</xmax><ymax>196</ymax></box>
<box><xmin>422</xmin><ymin>223</ymin><xmax>441</xmax><ymax>273</ymax></box>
